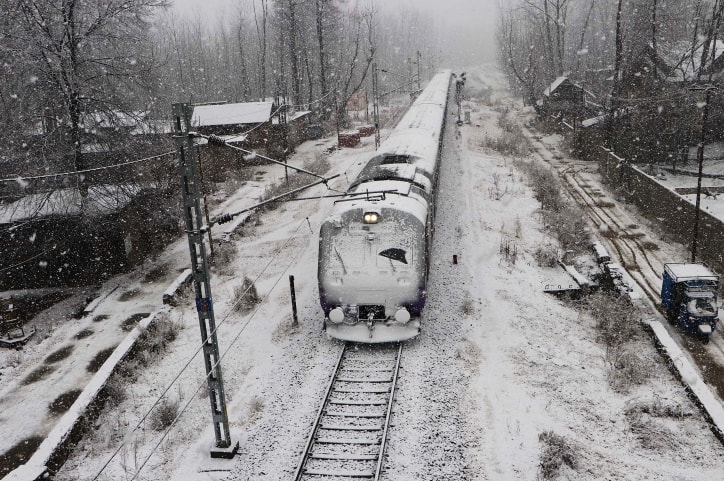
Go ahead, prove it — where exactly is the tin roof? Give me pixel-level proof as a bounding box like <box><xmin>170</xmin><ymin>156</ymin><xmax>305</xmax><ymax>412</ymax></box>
<box><xmin>191</xmin><ymin>102</ymin><xmax>274</xmax><ymax>127</ymax></box>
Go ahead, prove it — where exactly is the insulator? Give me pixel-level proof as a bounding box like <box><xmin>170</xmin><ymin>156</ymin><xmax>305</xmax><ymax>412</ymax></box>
<box><xmin>207</xmin><ymin>134</ymin><xmax>227</xmax><ymax>146</ymax></box>
<box><xmin>216</xmin><ymin>213</ymin><xmax>234</xmax><ymax>224</ymax></box>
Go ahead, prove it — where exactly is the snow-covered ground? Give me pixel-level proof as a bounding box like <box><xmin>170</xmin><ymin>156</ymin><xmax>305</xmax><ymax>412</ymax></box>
<box><xmin>3</xmin><ymin>64</ymin><xmax>724</xmax><ymax>480</ymax></box>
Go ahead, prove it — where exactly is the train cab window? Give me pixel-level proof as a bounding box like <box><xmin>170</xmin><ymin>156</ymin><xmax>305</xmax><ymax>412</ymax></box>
<box><xmin>380</xmin><ymin>154</ymin><xmax>411</xmax><ymax>164</ymax></box>
<box><xmin>410</xmin><ymin>185</ymin><xmax>429</xmax><ymax>201</ymax></box>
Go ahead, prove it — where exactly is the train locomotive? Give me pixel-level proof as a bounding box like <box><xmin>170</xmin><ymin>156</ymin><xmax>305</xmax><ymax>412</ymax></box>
<box><xmin>317</xmin><ymin>70</ymin><xmax>452</xmax><ymax>342</ymax></box>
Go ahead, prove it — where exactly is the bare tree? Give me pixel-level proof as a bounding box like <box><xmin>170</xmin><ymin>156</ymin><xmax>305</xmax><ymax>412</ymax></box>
<box><xmin>253</xmin><ymin>0</ymin><xmax>270</xmax><ymax>99</ymax></box>
<box><xmin>335</xmin><ymin>2</ymin><xmax>377</xmax><ymax>125</ymax></box>
<box><xmin>14</xmin><ymin>0</ymin><xmax>168</xmax><ymax>197</ymax></box>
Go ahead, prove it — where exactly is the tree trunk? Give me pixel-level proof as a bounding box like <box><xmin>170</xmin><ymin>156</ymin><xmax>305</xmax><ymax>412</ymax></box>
<box><xmin>316</xmin><ymin>0</ymin><xmax>329</xmax><ymax>119</ymax></box>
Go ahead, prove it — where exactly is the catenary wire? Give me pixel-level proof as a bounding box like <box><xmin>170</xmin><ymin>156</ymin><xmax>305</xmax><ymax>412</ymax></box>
<box><xmin>93</xmin><ymin>143</ymin><xmax>368</xmax><ymax>480</ymax></box>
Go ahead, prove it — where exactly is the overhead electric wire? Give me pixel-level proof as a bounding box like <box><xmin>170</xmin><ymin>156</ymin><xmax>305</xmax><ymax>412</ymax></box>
<box><xmin>0</xmin><ymin>150</ymin><xmax>176</xmax><ymax>184</ymax></box>
<box><xmin>91</xmin><ymin>215</ymin><xmax>309</xmax><ymax>481</ymax></box>
<box><xmin>3</xmin><ymin>88</ymin><xmax>340</xmax><ymax>186</ymax></box>
<box><xmin>128</xmin><ymin>215</ymin><xmax>319</xmax><ymax>481</ymax></box>
<box><xmin>93</xmin><ymin>145</ymin><xmax>369</xmax><ymax>481</ymax></box>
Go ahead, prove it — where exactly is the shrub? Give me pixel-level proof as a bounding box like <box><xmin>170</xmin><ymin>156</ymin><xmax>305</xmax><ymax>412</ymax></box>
<box><xmin>539</xmin><ymin>431</ymin><xmax>577</xmax><ymax>479</ymax></box>
<box><xmin>211</xmin><ymin>241</ymin><xmax>238</xmax><ymax>276</ymax></box>
<box><xmin>533</xmin><ymin>244</ymin><xmax>558</xmax><ymax>267</ymax></box>
<box><xmin>584</xmin><ymin>293</ymin><xmax>638</xmax><ymax>348</ymax></box>
<box><xmin>607</xmin><ymin>346</ymin><xmax>649</xmax><ymax>392</ymax></box>
<box><xmin>259</xmin><ymin>156</ymin><xmax>331</xmax><ymax>211</ymax></box>
<box><xmin>150</xmin><ymin>398</ymin><xmax>179</xmax><ymax>431</ymax></box>
<box><xmin>481</xmin><ymin>131</ymin><xmax>529</xmax><ymax>157</ymax></box>
<box><xmin>135</xmin><ymin>313</ymin><xmax>181</xmax><ymax>365</ymax></box>
<box><xmin>583</xmin><ymin>292</ymin><xmax>650</xmax><ymax>391</ymax></box>
<box><xmin>234</xmin><ymin>277</ymin><xmax>260</xmax><ymax>312</ymax></box>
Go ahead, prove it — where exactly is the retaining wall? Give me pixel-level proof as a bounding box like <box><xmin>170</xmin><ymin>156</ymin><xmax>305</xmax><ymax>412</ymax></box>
<box><xmin>593</xmin><ymin>145</ymin><xmax>724</xmax><ymax>274</ymax></box>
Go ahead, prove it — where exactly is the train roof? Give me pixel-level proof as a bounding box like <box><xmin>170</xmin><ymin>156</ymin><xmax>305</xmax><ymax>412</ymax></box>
<box><xmin>332</xmin><ymin>180</ymin><xmax>428</xmax><ymax>224</ymax></box>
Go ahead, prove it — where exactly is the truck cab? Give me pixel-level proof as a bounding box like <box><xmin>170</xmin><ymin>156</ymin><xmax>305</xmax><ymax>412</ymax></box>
<box><xmin>661</xmin><ymin>263</ymin><xmax>719</xmax><ymax>342</ymax></box>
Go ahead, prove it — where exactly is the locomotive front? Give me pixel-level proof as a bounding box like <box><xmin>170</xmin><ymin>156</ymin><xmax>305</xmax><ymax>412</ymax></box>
<box><xmin>318</xmin><ymin>192</ymin><xmax>428</xmax><ymax>342</ymax></box>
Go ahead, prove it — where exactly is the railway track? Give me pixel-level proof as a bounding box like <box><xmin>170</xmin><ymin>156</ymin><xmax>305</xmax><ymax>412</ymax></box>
<box><xmin>294</xmin><ymin>342</ymin><xmax>402</xmax><ymax>481</ymax></box>
<box><xmin>525</xmin><ymin>133</ymin><xmax>663</xmax><ymax>301</ymax></box>
<box><xmin>559</xmin><ymin>167</ymin><xmax>663</xmax><ymax>299</ymax></box>
<box><xmin>525</xmin><ymin>129</ymin><xmax>724</xmax><ymax>399</ymax></box>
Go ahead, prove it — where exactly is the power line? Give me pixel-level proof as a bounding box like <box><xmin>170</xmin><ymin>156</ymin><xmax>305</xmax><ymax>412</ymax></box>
<box><xmin>3</xmin><ymin>88</ymin><xmax>342</xmax><ymax>186</ymax></box>
<box><xmin>0</xmin><ymin>150</ymin><xmax>176</xmax><ymax>184</ymax></box>
<box><xmin>93</xmin><ymin>147</ymin><xmax>367</xmax><ymax>480</ymax></box>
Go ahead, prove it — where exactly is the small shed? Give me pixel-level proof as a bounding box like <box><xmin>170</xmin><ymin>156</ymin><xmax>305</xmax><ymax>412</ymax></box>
<box><xmin>540</xmin><ymin>77</ymin><xmax>587</xmax><ymax>118</ymax></box>
<box><xmin>338</xmin><ymin>130</ymin><xmax>361</xmax><ymax>148</ymax></box>
<box><xmin>192</xmin><ymin>101</ymin><xmax>275</xmax><ymax>148</ymax></box>
<box><xmin>190</xmin><ymin>102</ymin><xmax>314</xmax><ymax>175</ymax></box>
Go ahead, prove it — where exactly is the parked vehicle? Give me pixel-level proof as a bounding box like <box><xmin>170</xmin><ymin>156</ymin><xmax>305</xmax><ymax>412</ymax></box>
<box><xmin>661</xmin><ymin>263</ymin><xmax>719</xmax><ymax>343</ymax></box>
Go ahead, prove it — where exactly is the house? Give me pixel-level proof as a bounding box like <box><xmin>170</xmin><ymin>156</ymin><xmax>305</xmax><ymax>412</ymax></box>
<box><xmin>190</xmin><ymin>101</ymin><xmax>313</xmax><ymax>179</ymax></box>
<box><xmin>601</xmin><ymin>39</ymin><xmax>724</xmax><ymax>163</ymax></box>
<box><xmin>538</xmin><ymin>77</ymin><xmax>590</xmax><ymax>120</ymax></box>
<box><xmin>0</xmin><ymin>184</ymin><xmax>175</xmax><ymax>289</ymax></box>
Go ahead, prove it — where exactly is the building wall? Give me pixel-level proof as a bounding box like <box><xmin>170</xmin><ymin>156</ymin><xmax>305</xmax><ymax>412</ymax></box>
<box><xmin>594</xmin><ymin>146</ymin><xmax>724</xmax><ymax>274</ymax></box>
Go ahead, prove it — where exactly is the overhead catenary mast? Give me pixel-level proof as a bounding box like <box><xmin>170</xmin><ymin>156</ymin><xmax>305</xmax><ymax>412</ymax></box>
<box><xmin>172</xmin><ymin>103</ymin><xmax>239</xmax><ymax>459</ymax></box>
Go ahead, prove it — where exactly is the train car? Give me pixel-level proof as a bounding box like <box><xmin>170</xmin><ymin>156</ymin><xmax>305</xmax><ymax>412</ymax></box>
<box><xmin>317</xmin><ymin>70</ymin><xmax>453</xmax><ymax>342</ymax></box>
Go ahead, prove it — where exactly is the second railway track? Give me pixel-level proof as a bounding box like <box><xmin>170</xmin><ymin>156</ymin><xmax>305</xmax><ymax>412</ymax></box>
<box><xmin>294</xmin><ymin>342</ymin><xmax>402</xmax><ymax>481</ymax></box>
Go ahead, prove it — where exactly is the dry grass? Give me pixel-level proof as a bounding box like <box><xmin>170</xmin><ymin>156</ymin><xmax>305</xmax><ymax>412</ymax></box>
<box><xmin>514</xmin><ymin>159</ymin><xmax>591</xmax><ymax>254</ymax></box>
<box><xmin>149</xmin><ymin>397</ymin><xmax>179</xmax><ymax>431</ymax></box>
<box><xmin>533</xmin><ymin>244</ymin><xmax>558</xmax><ymax>267</ymax></box>
<box><xmin>583</xmin><ymin>293</ymin><xmax>650</xmax><ymax>392</ymax></box>
<box><xmin>211</xmin><ymin>241</ymin><xmax>238</xmax><ymax>277</ymax></box>
<box><xmin>234</xmin><ymin>277</ymin><xmax>261</xmax><ymax>312</ymax></box>
<box><xmin>259</xmin><ymin>156</ymin><xmax>331</xmax><ymax>211</ymax></box>
<box><xmin>624</xmin><ymin>398</ymin><xmax>690</xmax><ymax>451</ymax></box>
<box><xmin>538</xmin><ymin>430</ymin><xmax>577</xmax><ymax>479</ymax></box>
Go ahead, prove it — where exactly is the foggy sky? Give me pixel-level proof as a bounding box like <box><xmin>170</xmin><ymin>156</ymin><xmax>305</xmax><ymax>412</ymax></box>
<box><xmin>170</xmin><ymin>0</ymin><xmax>498</xmax><ymax>66</ymax></box>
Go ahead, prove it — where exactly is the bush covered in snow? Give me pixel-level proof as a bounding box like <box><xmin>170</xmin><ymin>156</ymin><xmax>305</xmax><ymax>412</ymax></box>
<box><xmin>538</xmin><ymin>430</ymin><xmax>577</xmax><ymax>479</ymax></box>
<box><xmin>234</xmin><ymin>277</ymin><xmax>260</xmax><ymax>312</ymax></box>
<box><xmin>583</xmin><ymin>292</ymin><xmax>650</xmax><ymax>392</ymax></box>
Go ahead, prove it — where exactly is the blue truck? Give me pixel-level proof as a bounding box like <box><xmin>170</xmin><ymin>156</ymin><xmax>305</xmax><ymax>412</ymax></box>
<box><xmin>661</xmin><ymin>263</ymin><xmax>719</xmax><ymax>343</ymax></box>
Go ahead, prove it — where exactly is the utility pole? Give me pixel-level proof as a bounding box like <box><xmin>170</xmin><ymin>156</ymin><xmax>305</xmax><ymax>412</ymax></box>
<box><xmin>372</xmin><ymin>63</ymin><xmax>380</xmax><ymax>149</ymax></box>
<box><xmin>416</xmin><ymin>50</ymin><xmax>422</xmax><ymax>90</ymax></box>
<box><xmin>273</xmin><ymin>94</ymin><xmax>290</xmax><ymax>185</ymax></box>
<box><xmin>172</xmin><ymin>103</ymin><xmax>239</xmax><ymax>459</ymax></box>
<box><xmin>691</xmin><ymin>86</ymin><xmax>712</xmax><ymax>263</ymax></box>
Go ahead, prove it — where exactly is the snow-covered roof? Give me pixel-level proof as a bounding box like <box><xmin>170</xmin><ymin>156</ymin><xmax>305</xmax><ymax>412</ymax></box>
<box><xmin>543</xmin><ymin>76</ymin><xmax>570</xmax><ymax>97</ymax></box>
<box><xmin>657</xmin><ymin>39</ymin><xmax>724</xmax><ymax>81</ymax></box>
<box><xmin>191</xmin><ymin>101</ymin><xmax>274</xmax><ymax>127</ymax></box>
<box><xmin>289</xmin><ymin>110</ymin><xmax>311</xmax><ymax>122</ymax></box>
<box><xmin>0</xmin><ymin>185</ymin><xmax>145</xmax><ymax>224</ymax></box>
<box><xmin>582</xmin><ymin>115</ymin><xmax>605</xmax><ymax>128</ymax></box>
<box><xmin>665</xmin><ymin>263</ymin><xmax>718</xmax><ymax>281</ymax></box>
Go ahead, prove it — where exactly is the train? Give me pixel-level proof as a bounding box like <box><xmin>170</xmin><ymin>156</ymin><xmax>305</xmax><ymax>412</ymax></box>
<box><xmin>317</xmin><ymin>70</ymin><xmax>453</xmax><ymax>343</ymax></box>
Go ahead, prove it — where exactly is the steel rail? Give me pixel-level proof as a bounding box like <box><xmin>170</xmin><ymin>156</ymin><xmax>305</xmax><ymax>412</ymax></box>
<box><xmin>293</xmin><ymin>343</ymin><xmax>403</xmax><ymax>481</ymax></box>
<box><xmin>374</xmin><ymin>342</ymin><xmax>403</xmax><ymax>481</ymax></box>
<box><xmin>293</xmin><ymin>344</ymin><xmax>348</xmax><ymax>481</ymax></box>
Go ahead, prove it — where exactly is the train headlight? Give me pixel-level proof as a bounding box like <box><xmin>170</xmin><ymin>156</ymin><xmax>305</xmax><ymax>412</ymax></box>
<box><xmin>363</xmin><ymin>212</ymin><xmax>379</xmax><ymax>224</ymax></box>
<box><xmin>329</xmin><ymin>307</ymin><xmax>345</xmax><ymax>323</ymax></box>
<box><xmin>394</xmin><ymin>308</ymin><xmax>411</xmax><ymax>324</ymax></box>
